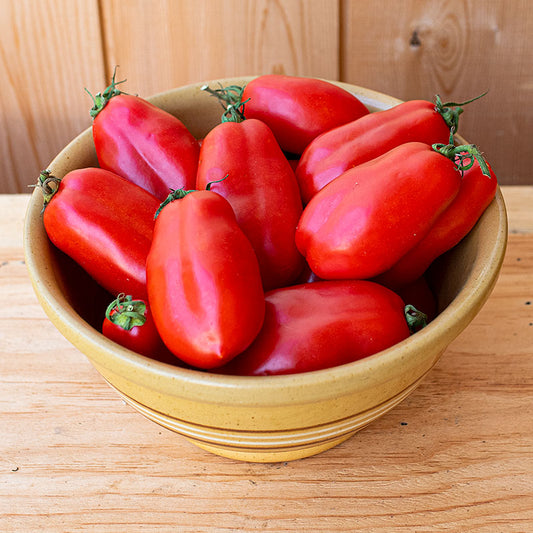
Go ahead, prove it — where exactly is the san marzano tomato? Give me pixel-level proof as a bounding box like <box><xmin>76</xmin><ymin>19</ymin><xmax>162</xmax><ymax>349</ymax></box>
<box><xmin>38</xmin><ymin>168</ymin><xmax>160</xmax><ymax>300</ymax></box>
<box><xmin>147</xmin><ymin>188</ymin><xmax>266</xmax><ymax>369</ymax></box>
<box><xmin>375</xmin><ymin>153</ymin><xmax>497</xmax><ymax>289</ymax></box>
<box><xmin>203</xmin><ymin>75</ymin><xmax>369</xmax><ymax>155</ymax></box>
<box><xmin>88</xmin><ymin>68</ymin><xmax>200</xmax><ymax>201</ymax></box>
<box><xmin>196</xmin><ymin>103</ymin><xmax>304</xmax><ymax>290</ymax></box>
<box><xmin>295</xmin><ymin>142</ymin><xmax>465</xmax><ymax>281</ymax></box>
<box><xmin>216</xmin><ymin>280</ymin><xmax>412</xmax><ymax>376</ymax></box>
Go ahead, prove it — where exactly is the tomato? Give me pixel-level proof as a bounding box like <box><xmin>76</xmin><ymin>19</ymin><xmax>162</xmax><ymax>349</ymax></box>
<box><xmin>196</xmin><ymin>113</ymin><xmax>304</xmax><ymax>290</ymax></box>
<box><xmin>38</xmin><ymin>168</ymin><xmax>160</xmax><ymax>300</ymax></box>
<box><xmin>102</xmin><ymin>294</ymin><xmax>167</xmax><ymax>357</ymax></box>
<box><xmin>205</xmin><ymin>75</ymin><xmax>369</xmax><ymax>154</ymax></box>
<box><xmin>242</xmin><ymin>75</ymin><xmax>370</xmax><ymax>154</ymax></box>
<box><xmin>295</xmin><ymin>142</ymin><xmax>467</xmax><ymax>280</ymax></box>
<box><xmin>146</xmin><ymin>189</ymin><xmax>265</xmax><ymax>369</ymax></box>
<box><xmin>296</xmin><ymin>94</ymin><xmax>484</xmax><ymax>204</ymax></box>
<box><xmin>215</xmin><ymin>280</ymin><xmax>411</xmax><ymax>376</ymax></box>
<box><xmin>375</xmin><ymin>154</ymin><xmax>498</xmax><ymax>289</ymax></box>
<box><xmin>88</xmin><ymin>69</ymin><xmax>200</xmax><ymax>201</ymax></box>
<box><xmin>295</xmin><ymin>262</ymin><xmax>437</xmax><ymax>324</ymax></box>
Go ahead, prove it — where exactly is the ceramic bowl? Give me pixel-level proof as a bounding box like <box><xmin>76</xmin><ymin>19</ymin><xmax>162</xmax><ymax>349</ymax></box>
<box><xmin>23</xmin><ymin>78</ymin><xmax>508</xmax><ymax>463</ymax></box>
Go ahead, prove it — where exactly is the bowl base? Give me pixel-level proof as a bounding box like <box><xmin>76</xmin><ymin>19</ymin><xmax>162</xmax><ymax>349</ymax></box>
<box><xmin>105</xmin><ymin>370</ymin><xmax>430</xmax><ymax>463</ymax></box>
<box><xmin>188</xmin><ymin>432</ymin><xmax>358</xmax><ymax>463</ymax></box>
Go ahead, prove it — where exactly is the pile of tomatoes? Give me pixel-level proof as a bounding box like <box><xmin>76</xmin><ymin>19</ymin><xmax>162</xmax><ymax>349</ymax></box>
<box><xmin>38</xmin><ymin>72</ymin><xmax>497</xmax><ymax>376</ymax></box>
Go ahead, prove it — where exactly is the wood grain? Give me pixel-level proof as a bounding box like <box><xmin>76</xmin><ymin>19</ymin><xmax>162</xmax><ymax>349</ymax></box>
<box><xmin>0</xmin><ymin>0</ymin><xmax>105</xmax><ymax>193</ymax></box>
<box><xmin>341</xmin><ymin>0</ymin><xmax>533</xmax><ymax>186</ymax></box>
<box><xmin>1</xmin><ymin>0</ymin><xmax>532</xmax><ymax>192</ymax></box>
<box><xmin>99</xmin><ymin>0</ymin><xmax>340</xmax><ymax>98</ymax></box>
<box><xmin>1</xmin><ymin>188</ymin><xmax>532</xmax><ymax>531</ymax></box>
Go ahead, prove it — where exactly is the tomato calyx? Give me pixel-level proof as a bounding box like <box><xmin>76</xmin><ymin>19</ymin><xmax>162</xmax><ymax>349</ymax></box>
<box><xmin>434</xmin><ymin>91</ymin><xmax>487</xmax><ymax>133</ymax></box>
<box><xmin>86</xmin><ymin>66</ymin><xmax>127</xmax><ymax>119</ymax></box>
<box><xmin>404</xmin><ymin>304</ymin><xmax>428</xmax><ymax>333</ymax></box>
<box><xmin>155</xmin><ymin>188</ymin><xmax>195</xmax><ymax>218</ymax></box>
<box><xmin>155</xmin><ymin>175</ymin><xmax>228</xmax><ymax>219</ymax></box>
<box><xmin>105</xmin><ymin>293</ymin><xmax>147</xmax><ymax>330</ymax></box>
<box><xmin>433</xmin><ymin>129</ymin><xmax>491</xmax><ymax>178</ymax></box>
<box><xmin>37</xmin><ymin>170</ymin><xmax>61</xmax><ymax>209</ymax></box>
<box><xmin>201</xmin><ymin>84</ymin><xmax>249</xmax><ymax>123</ymax></box>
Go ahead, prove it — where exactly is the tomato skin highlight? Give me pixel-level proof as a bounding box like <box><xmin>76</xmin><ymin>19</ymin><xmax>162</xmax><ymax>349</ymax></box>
<box><xmin>41</xmin><ymin>168</ymin><xmax>160</xmax><ymax>300</ymax></box>
<box><xmin>375</xmin><ymin>156</ymin><xmax>498</xmax><ymax>289</ymax></box>
<box><xmin>215</xmin><ymin>280</ymin><xmax>410</xmax><ymax>376</ymax></box>
<box><xmin>295</xmin><ymin>99</ymin><xmax>452</xmax><ymax>204</ymax></box>
<box><xmin>196</xmin><ymin>118</ymin><xmax>304</xmax><ymax>291</ymax></box>
<box><xmin>241</xmin><ymin>75</ymin><xmax>369</xmax><ymax>154</ymax></box>
<box><xmin>92</xmin><ymin>94</ymin><xmax>200</xmax><ymax>200</ymax></box>
<box><xmin>146</xmin><ymin>190</ymin><xmax>266</xmax><ymax>370</ymax></box>
<box><xmin>295</xmin><ymin>142</ymin><xmax>462</xmax><ymax>281</ymax></box>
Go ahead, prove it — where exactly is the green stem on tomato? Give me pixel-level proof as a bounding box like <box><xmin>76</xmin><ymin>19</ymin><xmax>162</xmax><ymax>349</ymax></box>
<box><xmin>154</xmin><ymin>188</ymin><xmax>195</xmax><ymax>219</ymax></box>
<box><xmin>105</xmin><ymin>293</ymin><xmax>146</xmax><ymax>330</ymax></box>
<box><xmin>434</xmin><ymin>91</ymin><xmax>488</xmax><ymax>133</ymax></box>
<box><xmin>200</xmin><ymin>84</ymin><xmax>244</xmax><ymax>106</ymax></box>
<box><xmin>86</xmin><ymin>65</ymin><xmax>127</xmax><ymax>119</ymax></box>
<box><xmin>432</xmin><ymin>132</ymin><xmax>491</xmax><ymax>178</ymax></box>
<box><xmin>37</xmin><ymin>170</ymin><xmax>62</xmax><ymax>209</ymax></box>
<box><xmin>404</xmin><ymin>304</ymin><xmax>428</xmax><ymax>334</ymax></box>
<box><xmin>201</xmin><ymin>83</ymin><xmax>249</xmax><ymax>123</ymax></box>
<box><xmin>205</xmin><ymin>174</ymin><xmax>228</xmax><ymax>190</ymax></box>
<box><xmin>154</xmin><ymin>175</ymin><xmax>229</xmax><ymax>219</ymax></box>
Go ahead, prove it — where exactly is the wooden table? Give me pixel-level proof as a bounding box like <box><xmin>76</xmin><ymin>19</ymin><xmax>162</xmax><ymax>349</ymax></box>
<box><xmin>1</xmin><ymin>188</ymin><xmax>532</xmax><ymax>531</ymax></box>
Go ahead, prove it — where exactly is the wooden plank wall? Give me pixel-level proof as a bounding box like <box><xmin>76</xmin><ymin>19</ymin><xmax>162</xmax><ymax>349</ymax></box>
<box><xmin>1</xmin><ymin>0</ymin><xmax>531</xmax><ymax>193</ymax></box>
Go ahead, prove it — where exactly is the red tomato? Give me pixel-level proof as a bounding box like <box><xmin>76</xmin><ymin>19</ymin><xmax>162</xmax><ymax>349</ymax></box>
<box><xmin>241</xmin><ymin>75</ymin><xmax>370</xmax><ymax>154</ymax></box>
<box><xmin>38</xmin><ymin>168</ymin><xmax>160</xmax><ymax>300</ymax></box>
<box><xmin>88</xmin><ymin>70</ymin><xmax>200</xmax><ymax>200</ymax></box>
<box><xmin>296</xmin><ymin>95</ymin><xmax>482</xmax><ymax>204</ymax></box>
<box><xmin>295</xmin><ymin>142</ymin><xmax>464</xmax><ymax>280</ymax></box>
<box><xmin>196</xmin><ymin>116</ymin><xmax>304</xmax><ymax>290</ymax></box>
<box><xmin>375</xmin><ymin>154</ymin><xmax>498</xmax><ymax>289</ymax></box>
<box><xmin>146</xmin><ymin>189</ymin><xmax>265</xmax><ymax>369</ymax></box>
<box><xmin>102</xmin><ymin>294</ymin><xmax>167</xmax><ymax>358</ymax></box>
<box><xmin>215</xmin><ymin>280</ymin><xmax>411</xmax><ymax>376</ymax></box>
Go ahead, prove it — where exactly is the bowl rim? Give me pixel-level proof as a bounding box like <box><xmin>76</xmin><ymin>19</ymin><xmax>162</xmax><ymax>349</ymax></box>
<box><xmin>23</xmin><ymin>78</ymin><xmax>509</xmax><ymax>405</ymax></box>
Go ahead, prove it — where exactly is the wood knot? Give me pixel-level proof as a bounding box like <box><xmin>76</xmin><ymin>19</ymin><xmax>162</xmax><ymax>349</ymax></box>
<box><xmin>410</xmin><ymin>30</ymin><xmax>421</xmax><ymax>47</ymax></box>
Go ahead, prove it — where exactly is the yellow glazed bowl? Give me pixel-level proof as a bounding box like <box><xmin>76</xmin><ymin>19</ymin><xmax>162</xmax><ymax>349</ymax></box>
<box><xmin>24</xmin><ymin>78</ymin><xmax>508</xmax><ymax>463</ymax></box>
